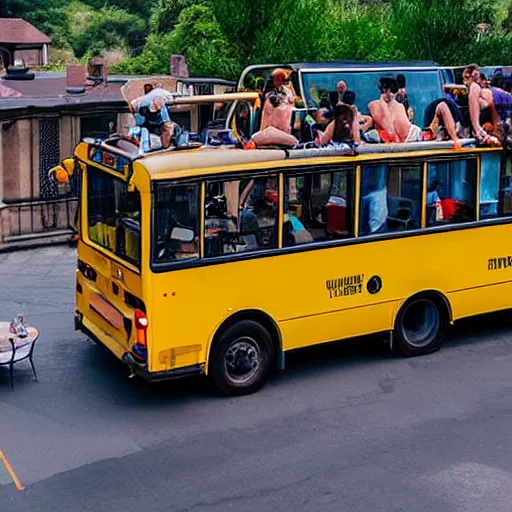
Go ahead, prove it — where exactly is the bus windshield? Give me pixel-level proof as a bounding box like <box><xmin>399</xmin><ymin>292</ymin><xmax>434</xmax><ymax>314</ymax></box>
<box><xmin>302</xmin><ymin>70</ymin><xmax>442</xmax><ymax>128</ymax></box>
<box><xmin>87</xmin><ymin>165</ymin><xmax>141</xmax><ymax>266</ymax></box>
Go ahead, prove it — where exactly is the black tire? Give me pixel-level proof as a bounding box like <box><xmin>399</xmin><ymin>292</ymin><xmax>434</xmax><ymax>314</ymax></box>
<box><xmin>394</xmin><ymin>296</ymin><xmax>448</xmax><ymax>356</ymax></box>
<box><xmin>209</xmin><ymin>319</ymin><xmax>273</xmax><ymax>396</ymax></box>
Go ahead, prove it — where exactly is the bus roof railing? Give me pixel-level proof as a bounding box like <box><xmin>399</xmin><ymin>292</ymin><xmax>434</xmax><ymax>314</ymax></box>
<box><xmin>91</xmin><ymin>136</ymin><xmax>482</xmax><ymax>171</ymax></box>
<box><xmin>164</xmin><ymin>91</ymin><xmax>259</xmax><ymax>105</ymax></box>
<box><xmin>285</xmin><ymin>139</ymin><xmax>478</xmax><ymax>160</ymax></box>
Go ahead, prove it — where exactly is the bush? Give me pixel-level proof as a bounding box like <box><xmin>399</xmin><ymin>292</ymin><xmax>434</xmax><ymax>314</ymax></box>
<box><xmin>149</xmin><ymin>0</ymin><xmax>205</xmax><ymax>34</ymax></box>
<box><xmin>390</xmin><ymin>0</ymin><xmax>496</xmax><ymax>64</ymax></box>
<box><xmin>70</xmin><ymin>7</ymin><xmax>147</xmax><ymax>58</ymax></box>
<box><xmin>114</xmin><ymin>5</ymin><xmax>239</xmax><ymax>78</ymax></box>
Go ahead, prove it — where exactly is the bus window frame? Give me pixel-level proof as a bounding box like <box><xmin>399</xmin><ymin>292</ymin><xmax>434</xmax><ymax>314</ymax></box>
<box><xmin>82</xmin><ymin>160</ymin><xmax>142</xmax><ymax>273</ymax></box>
<box><xmin>498</xmin><ymin>150</ymin><xmax>512</xmax><ymax>218</ymax></box>
<box><xmin>358</xmin><ymin>160</ymin><xmax>425</xmax><ymax>238</ymax></box>
<box><xmin>150</xmin><ymin>178</ymin><xmax>202</xmax><ymax>273</ymax></box>
<box><xmin>202</xmin><ymin>171</ymin><xmax>280</xmax><ymax>259</ymax></box>
<box><xmin>283</xmin><ymin>165</ymin><xmax>357</xmax><ymax>244</ymax></box>
<box><xmin>148</xmin><ymin>151</ymin><xmax>512</xmax><ymax>275</ymax></box>
<box><xmin>424</xmin><ymin>155</ymin><xmax>479</xmax><ymax>226</ymax></box>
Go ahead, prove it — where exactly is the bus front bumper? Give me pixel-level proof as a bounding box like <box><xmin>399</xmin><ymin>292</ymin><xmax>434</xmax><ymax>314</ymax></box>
<box><xmin>75</xmin><ymin>310</ymin><xmax>205</xmax><ymax>382</ymax></box>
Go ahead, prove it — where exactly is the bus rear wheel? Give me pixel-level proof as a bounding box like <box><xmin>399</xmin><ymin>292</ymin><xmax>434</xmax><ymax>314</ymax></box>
<box><xmin>394</xmin><ymin>296</ymin><xmax>448</xmax><ymax>356</ymax></box>
<box><xmin>209</xmin><ymin>320</ymin><xmax>272</xmax><ymax>396</ymax></box>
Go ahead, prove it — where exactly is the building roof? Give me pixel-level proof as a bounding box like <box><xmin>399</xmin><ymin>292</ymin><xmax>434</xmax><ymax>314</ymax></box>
<box><xmin>0</xmin><ymin>18</ymin><xmax>51</xmax><ymax>45</ymax></box>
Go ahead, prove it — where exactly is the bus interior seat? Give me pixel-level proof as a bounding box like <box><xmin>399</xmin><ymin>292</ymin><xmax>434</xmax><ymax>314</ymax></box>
<box><xmin>387</xmin><ymin>196</ymin><xmax>415</xmax><ymax>228</ymax></box>
<box><xmin>325</xmin><ymin>203</ymin><xmax>347</xmax><ymax>235</ymax></box>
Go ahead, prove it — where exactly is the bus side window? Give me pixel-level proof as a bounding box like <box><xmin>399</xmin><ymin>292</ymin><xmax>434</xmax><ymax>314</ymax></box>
<box><xmin>500</xmin><ymin>153</ymin><xmax>512</xmax><ymax>216</ymax></box>
<box><xmin>480</xmin><ymin>153</ymin><xmax>501</xmax><ymax>219</ymax></box>
<box><xmin>152</xmin><ymin>183</ymin><xmax>200</xmax><ymax>264</ymax></box>
<box><xmin>359</xmin><ymin>164</ymin><xmax>422</xmax><ymax>236</ymax></box>
<box><xmin>204</xmin><ymin>175</ymin><xmax>278</xmax><ymax>257</ymax></box>
<box><xmin>284</xmin><ymin>168</ymin><xmax>353</xmax><ymax>246</ymax></box>
<box><xmin>426</xmin><ymin>159</ymin><xmax>477</xmax><ymax>226</ymax></box>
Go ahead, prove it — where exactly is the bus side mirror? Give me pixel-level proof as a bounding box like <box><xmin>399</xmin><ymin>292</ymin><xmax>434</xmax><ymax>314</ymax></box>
<box><xmin>170</xmin><ymin>227</ymin><xmax>195</xmax><ymax>243</ymax></box>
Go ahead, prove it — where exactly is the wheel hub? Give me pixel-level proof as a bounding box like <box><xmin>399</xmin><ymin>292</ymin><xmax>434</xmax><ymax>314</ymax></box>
<box><xmin>225</xmin><ymin>338</ymin><xmax>260</xmax><ymax>383</ymax></box>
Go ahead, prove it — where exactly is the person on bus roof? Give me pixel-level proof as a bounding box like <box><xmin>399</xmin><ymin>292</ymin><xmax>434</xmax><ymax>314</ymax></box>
<box><xmin>395</xmin><ymin>74</ymin><xmax>414</xmax><ymax>123</ymax></box>
<box><xmin>482</xmin><ymin>72</ymin><xmax>512</xmax><ymax>144</ymax></box>
<box><xmin>129</xmin><ymin>83</ymin><xmax>175</xmax><ymax>152</ymax></box>
<box><xmin>368</xmin><ymin>77</ymin><xmax>462</xmax><ymax>147</ymax></box>
<box><xmin>316</xmin><ymin>93</ymin><xmax>361</xmax><ymax>146</ymax></box>
<box><xmin>463</xmin><ymin>64</ymin><xmax>501</xmax><ymax>146</ymax></box>
<box><xmin>260</xmin><ymin>68</ymin><xmax>295</xmax><ymax>133</ymax></box>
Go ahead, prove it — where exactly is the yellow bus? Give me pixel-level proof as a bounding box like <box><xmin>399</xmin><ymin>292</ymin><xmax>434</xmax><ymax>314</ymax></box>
<box><xmin>71</xmin><ymin>130</ymin><xmax>512</xmax><ymax>395</ymax></box>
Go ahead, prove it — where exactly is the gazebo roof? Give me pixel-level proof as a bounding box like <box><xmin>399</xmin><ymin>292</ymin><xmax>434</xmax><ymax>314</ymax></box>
<box><xmin>0</xmin><ymin>18</ymin><xmax>51</xmax><ymax>45</ymax></box>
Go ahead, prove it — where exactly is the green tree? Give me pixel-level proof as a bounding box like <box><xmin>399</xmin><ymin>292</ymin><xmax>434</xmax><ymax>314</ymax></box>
<box><xmin>73</xmin><ymin>0</ymin><xmax>156</xmax><ymax>17</ymax></box>
<box><xmin>70</xmin><ymin>7</ymin><xmax>147</xmax><ymax>58</ymax></box>
<box><xmin>212</xmin><ymin>0</ymin><xmax>297</xmax><ymax>64</ymax></box>
<box><xmin>149</xmin><ymin>0</ymin><xmax>205</xmax><ymax>34</ymax></box>
<box><xmin>390</xmin><ymin>0</ymin><xmax>496</xmax><ymax>64</ymax></box>
<box><xmin>115</xmin><ymin>4</ymin><xmax>238</xmax><ymax>77</ymax></box>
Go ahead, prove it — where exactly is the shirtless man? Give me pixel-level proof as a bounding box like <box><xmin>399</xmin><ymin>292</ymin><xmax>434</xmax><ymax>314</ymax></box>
<box><xmin>368</xmin><ymin>77</ymin><xmax>415</xmax><ymax>142</ymax></box>
<box><xmin>463</xmin><ymin>64</ymin><xmax>500</xmax><ymax>145</ymax></box>
<box><xmin>369</xmin><ymin>76</ymin><xmax>461</xmax><ymax>146</ymax></box>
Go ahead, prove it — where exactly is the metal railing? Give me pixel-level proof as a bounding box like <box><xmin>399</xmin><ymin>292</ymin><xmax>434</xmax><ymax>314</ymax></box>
<box><xmin>1</xmin><ymin>196</ymin><xmax>78</xmax><ymax>243</ymax></box>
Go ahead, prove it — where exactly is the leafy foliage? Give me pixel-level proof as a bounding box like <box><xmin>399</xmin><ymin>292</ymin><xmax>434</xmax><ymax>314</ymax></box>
<box><xmin>70</xmin><ymin>7</ymin><xmax>147</xmax><ymax>58</ymax></box>
<box><xmin>149</xmin><ymin>0</ymin><xmax>205</xmax><ymax>34</ymax></box>
<box><xmin>4</xmin><ymin>0</ymin><xmax>512</xmax><ymax>77</ymax></box>
<box><xmin>389</xmin><ymin>0</ymin><xmax>496</xmax><ymax>64</ymax></box>
<box><xmin>114</xmin><ymin>5</ymin><xmax>238</xmax><ymax>78</ymax></box>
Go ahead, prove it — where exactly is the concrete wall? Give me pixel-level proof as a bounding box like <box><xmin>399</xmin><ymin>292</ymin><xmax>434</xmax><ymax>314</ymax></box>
<box><xmin>60</xmin><ymin>116</ymin><xmax>81</xmax><ymax>160</ymax></box>
<box><xmin>0</xmin><ymin>115</ymin><xmax>80</xmax><ymax>244</ymax></box>
<box><xmin>0</xmin><ymin>107</ymin><xmax>127</xmax><ymax>246</ymax></box>
<box><xmin>2</xmin><ymin>119</ymin><xmax>34</xmax><ymax>201</ymax></box>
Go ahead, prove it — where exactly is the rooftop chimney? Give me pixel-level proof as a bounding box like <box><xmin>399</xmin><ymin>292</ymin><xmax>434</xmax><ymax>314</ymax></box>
<box><xmin>170</xmin><ymin>54</ymin><xmax>189</xmax><ymax>78</ymax></box>
<box><xmin>66</xmin><ymin>64</ymin><xmax>87</xmax><ymax>95</ymax></box>
<box><xmin>88</xmin><ymin>57</ymin><xmax>107</xmax><ymax>87</ymax></box>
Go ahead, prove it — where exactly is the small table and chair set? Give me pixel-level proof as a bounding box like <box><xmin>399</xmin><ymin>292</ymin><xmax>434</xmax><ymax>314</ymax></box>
<box><xmin>0</xmin><ymin>320</ymin><xmax>39</xmax><ymax>390</ymax></box>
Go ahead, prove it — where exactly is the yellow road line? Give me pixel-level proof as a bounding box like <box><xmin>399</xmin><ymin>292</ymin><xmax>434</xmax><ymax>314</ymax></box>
<box><xmin>0</xmin><ymin>450</ymin><xmax>25</xmax><ymax>491</ymax></box>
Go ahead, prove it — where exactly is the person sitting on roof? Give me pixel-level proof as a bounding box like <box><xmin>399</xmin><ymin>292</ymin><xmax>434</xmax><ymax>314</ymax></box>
<box><xmin>260</xmin><ymin>68</ymin><xmax>296</xmax><ymax>134</ymax></box>
<box><xmin>395</xmin><ymin>74</ymin><xmax>414</xmax><ymax>122</ymax></box>
<box><xmin>316</xmin><ymin>91</ymin><xmax>361</xmax><ymax>146</ymax></box>
<box><xmin>463</xmin><ymin>64</ymin><xmax>501</xmax><ymax>146</ymax></box>
<box><xmin>341</xmin><ymin>90</ymin><xmax>373</xmax><ymax>137</ymax></box>
<box><xmin>420</xmin><ymin>98</ymin><xmax>464</xmax><ymax>145</ymax></box>
<box><xmin>245</xmin><ymin>68</ymin><xmax>298</xmax><ymax>149</ymax></box>
<box><xmin>368</xmin><ymin>76</ymin><xmax>461</xmax><ymax>146</ymax></box>
<box><xmin>129</xmin><ymin>83</ymin><xmax>175</xmax><ymax>152</ymax></box>
<box><xmin>483</xmin><ymin>72</ymin><xmax>512</xmax><ymax>144</ymax></box>
<box><xmin>368</xmin><ymin>77</ymin><xmax>412</xmax><ymax>143</ymax></box>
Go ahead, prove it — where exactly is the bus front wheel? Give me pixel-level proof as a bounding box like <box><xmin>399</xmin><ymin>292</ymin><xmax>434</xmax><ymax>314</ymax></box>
<box><xmin>394</xmin><ymin>295</ymin><xmax>448</xmax><ymax>357</ymax></box>
<box><xmin>209</xmin><ymin>320</ymin><xmax>272</xmax><ymax>396</ymax></box>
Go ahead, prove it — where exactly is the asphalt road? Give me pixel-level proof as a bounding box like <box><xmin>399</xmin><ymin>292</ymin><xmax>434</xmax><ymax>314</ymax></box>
<box><xmin>1</xmin><ymin>246</ymin><xmax>512</xmax><ymax>511</ymax></box>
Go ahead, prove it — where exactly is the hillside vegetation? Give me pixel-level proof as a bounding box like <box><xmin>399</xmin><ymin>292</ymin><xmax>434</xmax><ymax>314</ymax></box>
<box><xmin>2</xmin><ymin>0</ymin><xmax>512</xmax><ymax>77</ymax></box>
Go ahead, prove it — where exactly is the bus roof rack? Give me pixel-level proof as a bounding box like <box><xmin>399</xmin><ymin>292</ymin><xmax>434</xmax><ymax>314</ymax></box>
<box><xmin>285</xmin><ymin>139</ymin><xmax>478</xmax><ymax>159</ymax></box>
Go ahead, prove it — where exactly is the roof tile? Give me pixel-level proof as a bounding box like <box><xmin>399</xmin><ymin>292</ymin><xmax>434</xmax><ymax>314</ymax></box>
<box><xmin>0</xmin><ymin>18</ymin><xmax>51</xmax><ymax>44</ymax></box>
